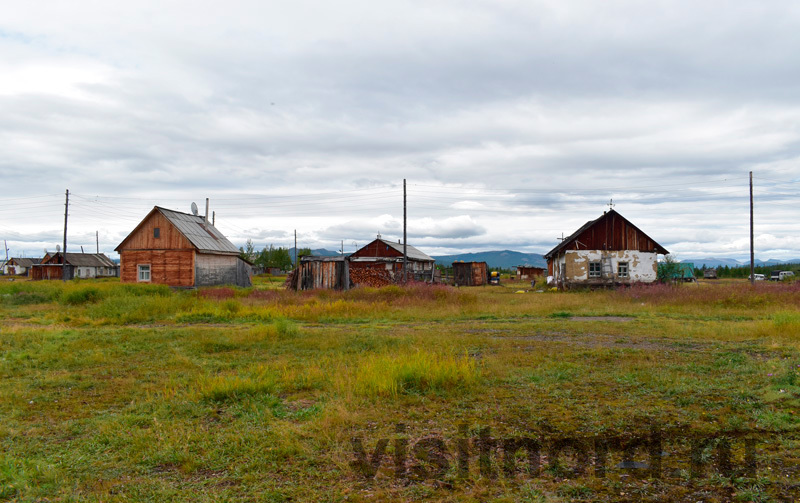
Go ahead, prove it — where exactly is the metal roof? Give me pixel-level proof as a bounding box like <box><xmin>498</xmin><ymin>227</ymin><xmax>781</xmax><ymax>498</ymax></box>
<box><xmin>377</xmin><ymin>239</ymin><xmax>434</xmax><ymax>262</ymax></box>
<box><xmin>44</xmin><ymin>253</ymin><xmax>116</xmax><ymax>267</ymax></box>
<box><xmin>156</xmin><ymin>207</ymin><xmax>240</xmax><ymax>254</ymax></box>
<box><xmin>9</xmin><ymin>257</ymin><xmax>42</xmax><ymax>268</ymax></box>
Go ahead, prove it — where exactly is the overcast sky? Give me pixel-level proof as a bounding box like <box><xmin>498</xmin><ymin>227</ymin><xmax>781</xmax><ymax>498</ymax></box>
<box><xmin>1</xmin><ymin>1</ymin><xmax>799</xmax><ymax>261</ymax></box>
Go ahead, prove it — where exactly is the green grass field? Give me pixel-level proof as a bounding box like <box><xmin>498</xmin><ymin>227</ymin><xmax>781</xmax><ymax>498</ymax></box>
<box><xmin>1</xmin><ymin>276</ymin><xmax>799</xmax><ymax>502</ymax></box>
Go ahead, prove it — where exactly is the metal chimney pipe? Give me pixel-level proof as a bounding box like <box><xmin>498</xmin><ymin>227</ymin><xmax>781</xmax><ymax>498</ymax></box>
<box><xmin>205</xmin><ymin>198</ymin><xmax>209</xmax><ymax>226</ymax></box>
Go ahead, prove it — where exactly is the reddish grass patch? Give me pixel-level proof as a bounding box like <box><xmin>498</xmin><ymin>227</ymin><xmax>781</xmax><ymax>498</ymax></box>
<box><xmin>198</xmin><ymin>288</ymin><xmax>236</xmax><ymax>300</ymax></box>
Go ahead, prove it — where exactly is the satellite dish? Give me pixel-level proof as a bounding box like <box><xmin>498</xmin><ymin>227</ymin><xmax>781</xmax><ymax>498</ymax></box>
<box><xmin>56</xmin><ymin>244</ymin><xmax>61</xmax><ymax>252</ymax></box>
<box><xmin>191</xmin><ymin>202</ymin><xmax>199</xmax><ymax>216</ymax></box>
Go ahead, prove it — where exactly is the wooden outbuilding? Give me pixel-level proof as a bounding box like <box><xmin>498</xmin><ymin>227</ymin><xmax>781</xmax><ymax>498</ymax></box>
<box><xmin>30</xmin><ymin>253</ymin><xmax>117</xmax><ymax>280</ymax></box>
<box><xmin>115</xmin><ymin>206</ymin><xmax>251</xmax><ymax>287</ymax></box>
<box><xmin>349</xmin><ymin>238</ymin><xmax>435</xmax><ymax>283</ymax></box>
<box><xmin>290</xmin><ymin>256</ymin><xmax>349</xmax><ymax>291</ymax></box>
<box><xmin>544</xmin><ymin>209</ymin><xmax>668</xmax><ymax>289</ymax></box>
<box><xmin>516</xmin><ymin>265</ymin><xmax>546</xmax><ymax>282</ymax></box>
<box><xmin>3</xmin><ymin>257</ymin><xmax>42</xmax><ymax>276</ymax></box>
<box><xmin>452</xmin><ymin>261</ymin><xmax>488</xmax><ymax>286</ymax></box>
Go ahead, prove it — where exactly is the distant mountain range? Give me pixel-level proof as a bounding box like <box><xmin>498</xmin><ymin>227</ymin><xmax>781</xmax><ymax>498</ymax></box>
<box><xmin>433</xmin><ymin>251</ymin><xmax>546</xmax><ymax>269</ymax></box>
<box><xmin>680</xmin><ymin>257</ymin><xmax>800</xmax><ymax>269</ymax></box>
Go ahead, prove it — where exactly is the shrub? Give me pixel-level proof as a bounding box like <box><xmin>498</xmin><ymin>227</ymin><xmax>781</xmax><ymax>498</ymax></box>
<box><xmin>62</xmin><ymin>287</ymin><xmax>103</xmax><ymax>305</ymax></box>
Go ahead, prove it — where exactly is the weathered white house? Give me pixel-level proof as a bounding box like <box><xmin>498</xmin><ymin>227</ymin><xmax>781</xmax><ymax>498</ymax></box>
<box><xmin>545</xmin><ymin>209</ymin><xmax>668</xmax><ymax>289</ymax></box>
<box><xmin>2</xmin><ymin>257</ymin><xmax>42</xmax><ymax>276</ymax></box>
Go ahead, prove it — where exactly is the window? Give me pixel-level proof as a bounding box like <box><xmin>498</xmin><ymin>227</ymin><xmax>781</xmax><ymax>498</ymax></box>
<box><xmin>138</xmin><ymin>264</ymin><xmax>151</xmax><ymax>282</ymax></box>
<box><xmin>154</xmin><ymin>227</ymin><xmax>160</xmax><ymax>238</ymax></box>
<box><xmin>618</xmin><ymin>262</ymin><xmax>629</xmax><ymax>278</ymax></box>
<box><xmin>589</xmin><ymin>262</ymin><xmax>601</xmax><ymax>278</ymax></box>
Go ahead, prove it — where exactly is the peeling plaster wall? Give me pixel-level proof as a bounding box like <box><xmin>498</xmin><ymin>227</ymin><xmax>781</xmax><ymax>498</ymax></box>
<box><xmin>564</xmin><ymin>250</ymin><xmax>658</xmax><ymax>284</ymax></box>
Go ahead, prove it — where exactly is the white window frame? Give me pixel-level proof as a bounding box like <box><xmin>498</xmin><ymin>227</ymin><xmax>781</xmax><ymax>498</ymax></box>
<box><xmin>589</xmin><ymin>262</ymin><xmax>602</xmax><ymax>278</ymax></box>
<box><xmin>618</xmin><ymin>262</ymin><xmax>629</xmax><ymax>278</ymax></box>
<box><xmin>138</xmin><ymin>264</ymin><xmax>151</xmax><ymax>282</ymax></box>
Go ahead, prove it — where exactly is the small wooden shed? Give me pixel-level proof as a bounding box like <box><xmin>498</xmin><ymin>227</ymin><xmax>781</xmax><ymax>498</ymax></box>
<box><xmin>516</xmin><ymin>265</ymin><xmax>546</xmax><ymax>281</ymax></box>
<box><xmin>452</xmin><ymin>261</ymin><xmax>488</xmax><ymax>286</ymax></box>
<box><xmin>290</xmin><ymin>256</ymin><xmax>349</xmax><ymax>291</ymax></box>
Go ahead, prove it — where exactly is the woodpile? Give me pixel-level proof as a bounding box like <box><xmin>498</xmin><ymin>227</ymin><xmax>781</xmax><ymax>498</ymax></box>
<box><xmin>350</xmin><ymin>267</ymin><xmax>393</xmax><ymax>288</ymax></box>
<box><xmin>284</xmin><ymin>270</ymin><xmax>295</xmax><ymax>289</ymax></box>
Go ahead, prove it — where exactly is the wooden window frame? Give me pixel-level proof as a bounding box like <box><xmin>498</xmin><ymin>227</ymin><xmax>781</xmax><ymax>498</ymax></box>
<box><xmin>138</xmin><ymin>264</ymin><xmax>151</xmax><ymax>282</ymax></box>
<box><xmin>618</xmin><ymin>262</ymin><xmax>629</xmax><ymax>278</ymax></box>
<box><xmin>589</xmin><ymin>262</ymin><xmax>601</xmax><ymax>278</ymax></box>
<box><xmin>154</xmin><ymin>227</ymin><xmax>160</xmax><ymax>239</ymax></box>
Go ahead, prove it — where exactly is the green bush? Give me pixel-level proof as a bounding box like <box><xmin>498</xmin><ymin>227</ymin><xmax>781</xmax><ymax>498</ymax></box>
<box><xmin>62</xmin><ymin>287</ymin><xmax>103</xmax><ymax>305</ymax></box>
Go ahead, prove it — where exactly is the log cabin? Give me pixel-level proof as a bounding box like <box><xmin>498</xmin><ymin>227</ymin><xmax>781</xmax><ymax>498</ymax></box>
<box><xmin>115</xmin><ymin>206</ymin><xmax>251</xmax><ymax>287</ymax></box>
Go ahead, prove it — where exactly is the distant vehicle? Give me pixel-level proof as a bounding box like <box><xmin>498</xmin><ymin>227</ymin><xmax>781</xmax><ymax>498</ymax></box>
<box><xmin>703</xmin><ymin>268</ymin><xmax>717</xmax><ymax>280</ymax></box>
<box><xmin>770</xmin><ymin>270</ymin><xmax>795</xmax><ymax>281</ymax></box>
<box><xmin>749</xmin><ymin>273</ymin><xmax>766</xmax><ymax>281</ymax></box>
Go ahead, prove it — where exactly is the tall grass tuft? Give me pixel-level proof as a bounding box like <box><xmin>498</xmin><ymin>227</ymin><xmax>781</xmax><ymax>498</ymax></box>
<box><xmin>195</xmin><ymin>366</ymin><xmax>277</xmax><ymax>402</ymax></box>
<box><xmin>61</xmin><ymin>287</ymin><xmax>103</xmax><ymax>305</ymax></box>
<box><xmin>352</xmin><ymin>351</ymin><xmax>479</xmax><ymax>397</ymax></box>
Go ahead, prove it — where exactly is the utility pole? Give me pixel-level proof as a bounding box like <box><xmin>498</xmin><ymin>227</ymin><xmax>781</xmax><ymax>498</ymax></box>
<box><xmin>750</xmin><ymin>171</ymin><xmax>755</xmax><ymax>286</ymax></box>
<box><xmin>340</xmin><ymin>240</ymin><xmax>344</xmax><ymax>255</ymax></box>
<box><xmin>63</xmin><ymin>189</ymin><xmax>69</xmax><ymax>282</ymax></box>
<box><xmin>403</xmin><ymin>178</ymin><xmax>408</xmax><ymax>283</ymax></box>
<box><xmin>294</xmin><ymin>230</ymin><xmax>297</xmax><ymax>268</ymax></box>
<box><xmin>96</xmin><ymin>231</ymin><xmax>99</xmax><ymax>254</ymax></box>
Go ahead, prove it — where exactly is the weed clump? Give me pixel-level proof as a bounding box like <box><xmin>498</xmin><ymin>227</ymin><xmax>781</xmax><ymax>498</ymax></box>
<box><xmin>353</xmin><ymin>352</ymin><xmax>479</xmax><ymax>397</ymax></box>
<box><xmin>195</xmin><ymin>367</ymin><xmax>277</xmax><ymax>402</ymax></box>
<box><xmin>62</xmin><ymin>287</ymin><xmax>103</xmax><ymax>305</ymax></box>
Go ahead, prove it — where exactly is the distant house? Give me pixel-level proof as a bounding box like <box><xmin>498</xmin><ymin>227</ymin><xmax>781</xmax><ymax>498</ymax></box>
<box><xmin>115</xmin><ymin>206</ymin><xmax>251</xmax><ymax>288</ymax></box>
<box><xmin>3</xmin><ymin>257</ymin><xmax>42</xmax><ymax>276</ymax></box>
<box><xmin>31</xmin><ymin>253</ymin><xmax>117</xmax><ymax>280</ymax></box>
<box><xmin>348</xmin><ymin>238</ymin><xmax>436</xmax><ymax>284</ymax></box>
<box><xmin>703</xmin><ymin>268</ymin><xmax>717</xmax><ymax>280</ymax></box>
<box><xmin>516</xmin><ymin>265</ymin><xmax>546</xmax><ymax>282</ymax></box>
<box><xmin>544</xmin><ymin>209</ymin><xmax>669</xmax><ymax>289</ymax></box>
<box><xmin>452</xmin><ymin>261</ymin><xmax>488</xmax><ymax>286</ymax></box>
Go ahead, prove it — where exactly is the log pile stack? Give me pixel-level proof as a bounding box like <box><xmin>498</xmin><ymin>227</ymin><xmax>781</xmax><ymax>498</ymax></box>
<box><xmin>349</xmin><ymin>267</ymin><xmax>393</xmax><ymax>288</ymax></box>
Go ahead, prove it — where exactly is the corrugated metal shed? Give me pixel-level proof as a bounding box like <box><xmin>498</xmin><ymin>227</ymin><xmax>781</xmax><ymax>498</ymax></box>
<box><xmin>156</xmin><ymin>207</ymin><xmax>239</xmax><ymax>254</ymax></box>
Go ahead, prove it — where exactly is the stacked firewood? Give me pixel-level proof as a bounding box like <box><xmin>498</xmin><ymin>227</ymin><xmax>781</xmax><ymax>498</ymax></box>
<box><xmin>349</xmin><ymin>268</ymin><xmax>393</xmax><ymax>287</ymax></box>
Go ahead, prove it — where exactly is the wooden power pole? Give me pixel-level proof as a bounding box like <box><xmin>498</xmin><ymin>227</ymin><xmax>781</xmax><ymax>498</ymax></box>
<box><xmin>750</xmin><ymin>171</ymin><xmax>755</xmax><ymax>286</ymax></box>
<box><xmin>403</xmin><ymin>178</ymin><xmax>407</xmax><ymax>283</ymax></box>
<box><xmin>63</xmin><ymin>189</ymin><xmax>69</xmax><ymax>282</ymax></box>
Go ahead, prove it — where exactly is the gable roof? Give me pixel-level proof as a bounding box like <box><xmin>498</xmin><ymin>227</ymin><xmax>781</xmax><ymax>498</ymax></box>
<box><xmin>115</xmin><ymin>206</ymin><xmax>240</xmax><ymax>255</ymax></box>
<box><xmin>377</xmin><ymin>239</ymin><xmax>434</xmax><ymax>262</ymax></box>
<box><xmin>544</xmin><ymin>209</ymin><xmax>668</xmax><ymax>259</ymax></box>
<box><xmin>9</xmin><ymin>257</ymin><xmax>42</xmax><ymax>268</ymax></box>
<box><xmin>42</xmin><ymin>253</ymin><xmax>116</xmax><ymax>267</ymax></box>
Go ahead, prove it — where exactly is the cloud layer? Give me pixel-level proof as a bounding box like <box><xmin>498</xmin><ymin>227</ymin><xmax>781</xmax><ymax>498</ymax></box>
<box><xmin>1</xmin><ymin>1</ymin><xmax>799</xmax><ymax>260</ymax></box>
